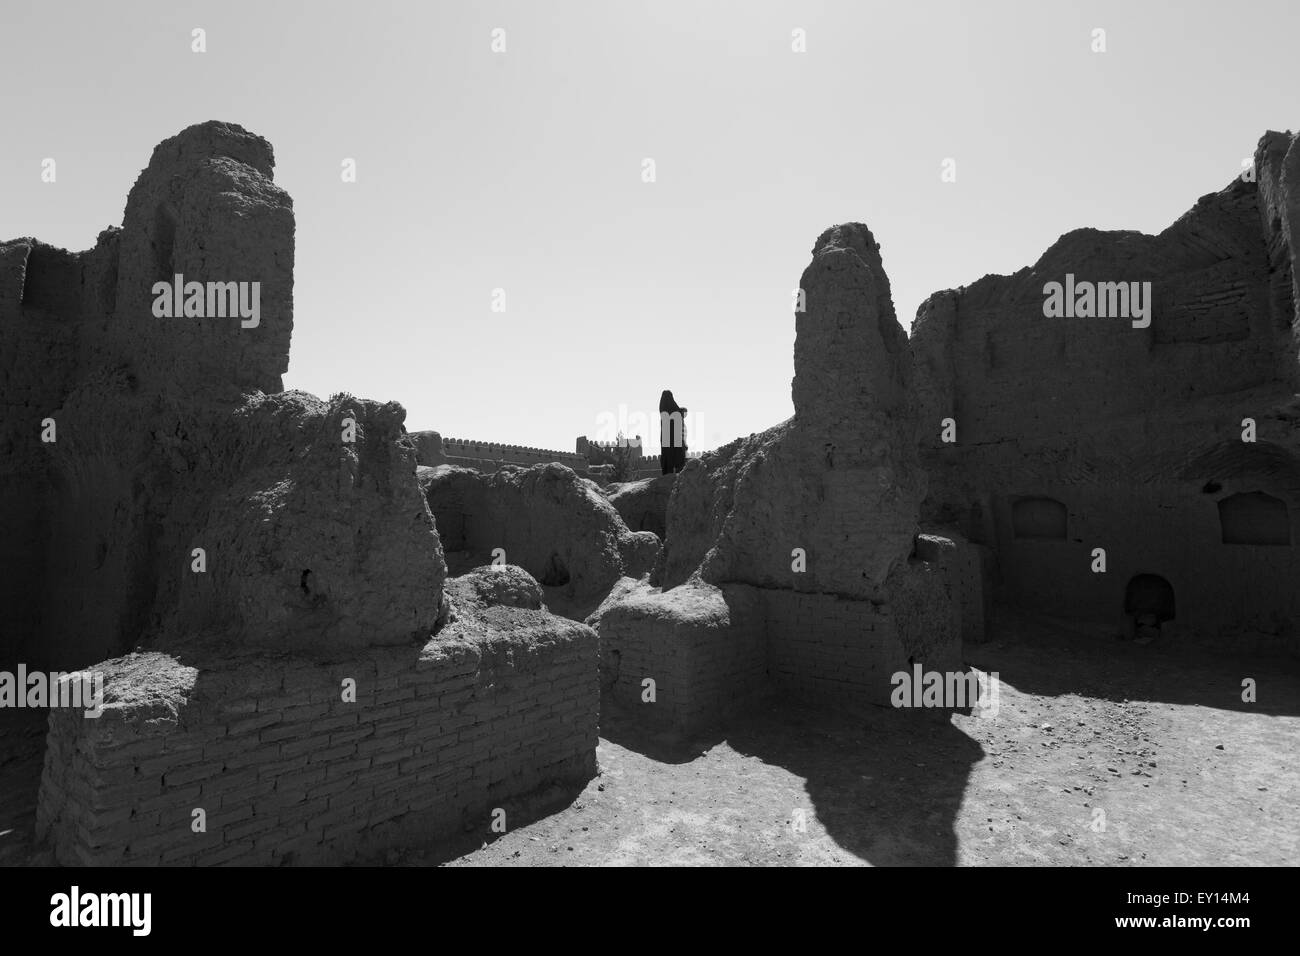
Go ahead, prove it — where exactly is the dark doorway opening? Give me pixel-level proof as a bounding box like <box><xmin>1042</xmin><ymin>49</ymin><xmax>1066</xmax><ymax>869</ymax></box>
<box><xmin>1124</xmin><ymin>574</ymin><xmax>1175</xmax><ymax>644</ymax></box>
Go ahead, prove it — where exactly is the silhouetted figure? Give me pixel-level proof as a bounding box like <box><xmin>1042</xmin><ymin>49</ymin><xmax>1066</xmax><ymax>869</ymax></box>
<box><xmin>659</xmin><ymin>389</ymin><xmax>688</xmax><ymax>475</ymax></box>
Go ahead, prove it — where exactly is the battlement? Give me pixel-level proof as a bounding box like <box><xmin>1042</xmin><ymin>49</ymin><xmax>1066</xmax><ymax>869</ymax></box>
<box><xmin>443</xmin><ymin>437</ymin><xmax>576</xmax><ymax>456</ymax></box>
<box><xmin>410</xmin><ymin>433</ymin><xmax>591</xmax><ymax>474</ymax></box>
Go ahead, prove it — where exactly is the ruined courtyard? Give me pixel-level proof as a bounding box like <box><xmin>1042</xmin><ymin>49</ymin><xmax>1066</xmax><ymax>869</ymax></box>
<box><xmin>1</xmin><ymin>120</ymin><xmax>1298</xmax><ymax>867</ymax></box>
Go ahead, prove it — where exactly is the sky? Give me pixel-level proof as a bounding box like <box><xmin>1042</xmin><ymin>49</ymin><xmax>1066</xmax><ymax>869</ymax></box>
<box><xmin>2</xmin><ymin>0</ymin><xmax>1297</xmax><ymax>453</ymax></box>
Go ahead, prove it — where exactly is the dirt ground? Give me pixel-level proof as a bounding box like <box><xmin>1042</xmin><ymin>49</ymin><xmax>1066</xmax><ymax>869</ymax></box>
<box><xmin>3</xmin><ymin>611</ymin><xmax>1296</xmax><ymax>867</ymax></box>
<box><xmin>431</xmin><ymin>614</ymin><xmax>1300</xmax><ymax>867</ymax></box>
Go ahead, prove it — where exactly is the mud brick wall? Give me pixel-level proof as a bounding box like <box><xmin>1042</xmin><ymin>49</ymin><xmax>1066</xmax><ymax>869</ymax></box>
<box><xmin>37</xmin><ymin>620</ymin><xmax>597</xmax><ymax>865</ymax></box>
<box><xmin>761</xmin><ymin>590</ymin><xmax>902</xmax><ymax>709</ymax></box>
<box><xmin>599</xmin><ymin>583</ymin><xmax>768</xmax><ymax>733</ymax></box>
<box><xmin>0</xmin><ymin>240</ymin><xmax>85</xmax><ymax>667</ymax></box>
<box><xmin>760</xmin><ymin>558</ymin><xmax>964</xmax><ymax>712</ymax></box>
<box><xmin>992</xmin><ymin>480</ymin><xmax>1300</xmax><ymax>644</ymax></box>
<box><xmin>598</xmin><ymin>544</ymin><xmax>967</xmax><ymax>733</ymax></box>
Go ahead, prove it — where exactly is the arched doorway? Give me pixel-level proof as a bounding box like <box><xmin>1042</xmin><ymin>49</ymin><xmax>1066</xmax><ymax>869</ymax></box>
<box><xmin>1124</xmin><ymin>574</ymin><xmax>1175</xmax><ymax>644</ymax></box>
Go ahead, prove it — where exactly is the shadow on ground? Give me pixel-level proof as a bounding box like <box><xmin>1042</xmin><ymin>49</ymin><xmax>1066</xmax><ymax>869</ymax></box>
<box><xmin>971</xmin><ymin>606</ymin><xmax>1300</xmax><ymax>717</ymax></box>
<box><xmin>598</xmin><ymin>696</ymin><xmax>983</xmax><ymax>865</ymax></box>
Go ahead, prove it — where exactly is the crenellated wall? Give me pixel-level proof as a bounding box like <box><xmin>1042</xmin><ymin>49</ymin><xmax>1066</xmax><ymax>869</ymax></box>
<box><xmin>410</xmin><ymin>430</ymin><xmax>591</xmax><ymax>473</ymax></box>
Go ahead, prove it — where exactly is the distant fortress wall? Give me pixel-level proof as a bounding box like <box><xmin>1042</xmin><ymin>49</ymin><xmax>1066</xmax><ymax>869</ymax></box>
<box><xmin>408</xmin><ymin>429</ymin><xmax>704</xmax><ymax>480</ymax></box>
<box><xmin>409</xmin><ymin>430</ymin><xmax>589</xmax><ymax>474</ymax></box>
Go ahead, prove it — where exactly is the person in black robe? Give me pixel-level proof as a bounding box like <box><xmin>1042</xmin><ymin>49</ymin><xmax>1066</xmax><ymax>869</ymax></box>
<box><xmin>659</xmin><ymin>390</ymin><xmax>688</xmax><ymax>474</ymax></box>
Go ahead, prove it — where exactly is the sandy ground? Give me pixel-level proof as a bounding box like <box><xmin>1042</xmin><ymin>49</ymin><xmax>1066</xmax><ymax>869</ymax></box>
<box><xmin>3</xmin><ymin>612</ymin><xmax>1296</xmax><ymax>867</ymax></box>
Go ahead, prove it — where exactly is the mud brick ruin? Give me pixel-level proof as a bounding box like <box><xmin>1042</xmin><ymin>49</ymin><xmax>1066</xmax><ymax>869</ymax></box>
<box><xmin>3</xmin><ymin>121</ymin><xmax>1297</xmax><ymax>863</ymax></box>
<box><xmin>912</xmin><ymin>129</ymin><xmax>1300</xmax><ymax>648</ymax></box>
<box><xmin>4</xmin><ymin>123</ymin><xmax>597</xmax><ymax>864</ymax></box>
<box><xmin>594</xmin><ymin>223</ymin><xmax>965</xmax><ymax>731</ymax></box>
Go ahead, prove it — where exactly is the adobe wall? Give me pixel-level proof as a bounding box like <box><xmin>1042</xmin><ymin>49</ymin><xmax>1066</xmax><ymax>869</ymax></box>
<box><xmin>0</xmin><ymin>240</ymin><xmax>80</xmax><ymax>664</ymax></box>
<box><xmin>912</xmin><ymin>129</ymin><xmax>1300</xmax><ymax>647</ymax></box>
<box><xmin>605</xmin><ymin>473</ymin><xmax>676</xmax><ymax>539</ymax></box>
<box><xmin>19</xmin><ymin>123</ymin><xmax>604</xmax><ymax>865</ymax></box>
<box><xmin>436</xmin><ymin>436</ymin><xmax>590</xmax><ymax>473</ymax></box>
<box><xmin>422</xmin><ymin>463</ymin><xmax>659</xmax><ymax>601</ymax></box>
<box><xmin>594</xmin><ymin>580</ymin><xmax>767</xmax><ymax>733</ymax></box>
<box><xmin>591</xmin><ymin>223</ymin><xmax>967</xmax><ymax>733</ymax></box>
<box><xmin>108</xmin><ymin>122</ymin><xmax>293</xmax><ymax>396</ymax></box>
<box><xmin>990</xmin><ymin>460</ymin><xmax>1300</xmax><ymax>644</ymax></box>
<box><xmin>37</xmin><ymin>601</ymin><xmax>597</xmax><ymax>865</ymax></box>
<box><xmin>595</xmin><ymin>547</ymin><xmax>967</xmax><ymax>734</ymax></box>
<box><xmin>1</xmin><ymin>122</ymin><xmax>295</xmax><ymax>672</ymax></box>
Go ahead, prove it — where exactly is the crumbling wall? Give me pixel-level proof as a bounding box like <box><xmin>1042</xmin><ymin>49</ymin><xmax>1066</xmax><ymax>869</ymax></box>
<box><xmin>422</xmin><ymin>462</ymin><xmax>658</xmax><ymax>600</ymax></box>
<box><xmin>606</xmin><ymin>473</ymin><xmax>676</xmax><ymax>539</ymax></box>
<box><xmin>157</xmin><ymin>392</ymin><xmax>446</xmax><ymax>654</ymax></box>
<box><xmin>686</xmin><ymin>225</ymin><xmax>925</xmax><ymax>598</ymax></box>
<box><xmin>20</xmin><ymin>122</ymin><xmax>602</xmax><ymax>865</ymax></box>
<box><xmin>911</xmin><ymin>130</ymin><xmax>1300</xmax><ymax>646</ymax></box>
<box><xmin>592</xmin><ymin>579</ymin><xmax>767</xmax><ymax>732</ymax></box>
<box><xmin>37</xmin><ymin>584</ymin><xmax>597</xmax><ymax>865</ymax></box>
<box><xmin>1</xmin><ymin>122</ymin><xmax>297</xmax><ymax>671</ymax></box>
<box><xmin>105</xmin><ymin>122</ymin><xmax>293</xmax><ymax>396</ymax></box>
<box><xmin>408</xmin><ymin>429</ymin><xmax>448</xmax><ymax>466</ymax></box>
<box><xmin>595</xmin><ymin>551</ymin><xmax>966</xmax><ymax>732</ymax></box>
<box><xmin>1256</xmin><ymin>129</ymin><xmax>1300</xmax><ymax>382</ymax></box>
<box><xmin>0</xmin><ymin>239</ymin><xmax>82</xmax><ymax>665</ymax></box>
<box><xmin>591</xmin><ymin>224</ymin><xmax>965</xmax><ymax>732</ymax></box>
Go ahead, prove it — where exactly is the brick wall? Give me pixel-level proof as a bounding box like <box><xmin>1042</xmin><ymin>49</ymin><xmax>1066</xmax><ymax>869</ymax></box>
<box><xmin>598</xmin><ymin>552</ymin><xmax>966</xmax><ymax>732</ymax></box>
<box><xmin>598</xmin><ymin>582</ymin><xmax>768</xmax><ymax>733</ymax></box>
<box><xmin>762</xmin><ymin>589</ymin><xmax>904</xmax><ymax>709</ymax></box>
<box><xmin>37</xmin><ymin>617</ymin><xmax>597</xmax><ymax>865</ymax></box>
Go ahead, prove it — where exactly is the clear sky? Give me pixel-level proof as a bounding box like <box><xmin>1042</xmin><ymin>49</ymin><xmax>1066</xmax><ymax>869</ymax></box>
<box><xmin>3</xmin><ymin>0</ymin><xmax>1296</xmax><ymax>453</ymax></box>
